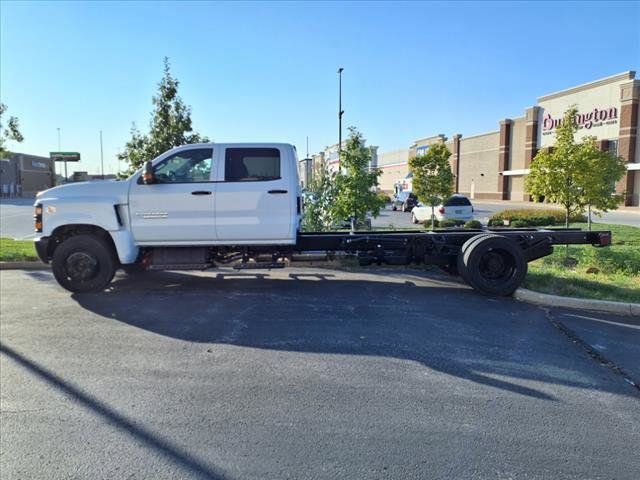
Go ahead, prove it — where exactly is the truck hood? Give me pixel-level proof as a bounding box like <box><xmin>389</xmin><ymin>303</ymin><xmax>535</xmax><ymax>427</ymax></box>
<box><xmin>36</xmin><ymin>180</ymin><xmax>130</xmax><ymax>204</ymax></box>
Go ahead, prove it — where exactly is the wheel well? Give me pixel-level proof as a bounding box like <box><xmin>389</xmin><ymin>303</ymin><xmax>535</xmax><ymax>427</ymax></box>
<box><xmin>48</xmin><ymin>224</ymin><xmax>118</xmax><ymax>260</ymax></box>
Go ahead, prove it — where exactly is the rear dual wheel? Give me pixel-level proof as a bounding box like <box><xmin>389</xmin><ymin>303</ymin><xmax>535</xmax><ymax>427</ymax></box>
<box><xmin>457</xmin><ymin>234</ymin><xmax>527</xmax><ymax>296</ymax></box>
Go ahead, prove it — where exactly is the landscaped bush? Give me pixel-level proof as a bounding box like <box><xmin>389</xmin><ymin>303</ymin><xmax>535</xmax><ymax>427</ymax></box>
<box><xmin>377</xmin><ymin>191</ymin><xmax>392</xmax><ymax>204</ymax></box>
<box><xmin>464</xmin><ymin>220</ymin><xmax>482</xmax><ymax>229</ymax></box>
<box><xmin>511</xmin><ymin>219</ymin><xmax>530</xmax><ymax>228</ymax></box>
<box><xmin>487</xmin><ymin>218</ymin><xmax>505</xmax><ymax>227</ymax></box>
<box><xmin>439</xmin><ymin>219</ymin><xmax>465</xmax><ymax>228</ymax></box>
<box><xmin>423</xmin><ymin>218</ymin><xmax>440</xmax><ymax>228</ymax></box>
<box><xmin>489</xmin><ymin>208</ymin><xmax>586</xmax><ymax>227</ymax></box>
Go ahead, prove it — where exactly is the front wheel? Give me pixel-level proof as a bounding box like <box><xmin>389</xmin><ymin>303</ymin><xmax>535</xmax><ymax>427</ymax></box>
<box><xmin>52</xmin><ymin>234</ymin><xmax>117</xmax><ymax>293</ymax></box>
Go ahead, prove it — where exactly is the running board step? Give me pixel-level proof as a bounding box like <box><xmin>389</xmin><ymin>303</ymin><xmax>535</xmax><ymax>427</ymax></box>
<box><xmin>148</xmin><ymin>264</ymin><xmax>211</xmax><ymax>271</ymax></box>
<box><xmin>234</xmin><ymin>262</ymin><xmax>286</xmax><ymax>270</ymax></box>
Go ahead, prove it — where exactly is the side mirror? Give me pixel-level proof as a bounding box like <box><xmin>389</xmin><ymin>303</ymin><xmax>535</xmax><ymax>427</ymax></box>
<box><xmin>142</xmin><ymin>161</ymin><xmax>155</xmax><ymax>184</ymax></box>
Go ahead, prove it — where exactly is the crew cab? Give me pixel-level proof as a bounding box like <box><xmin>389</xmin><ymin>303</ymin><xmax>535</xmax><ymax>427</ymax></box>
<box><xmin>33</xmin><ymin>142</ymin><xmax>612</xmax><ymax>296</ymax></box>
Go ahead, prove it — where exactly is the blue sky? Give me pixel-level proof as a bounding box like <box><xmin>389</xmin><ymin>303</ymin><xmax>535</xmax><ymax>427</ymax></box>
<box><xmin>1</xmin><ymin>0</ymin><xmax>638</xmax><ymax>174</ymax></box>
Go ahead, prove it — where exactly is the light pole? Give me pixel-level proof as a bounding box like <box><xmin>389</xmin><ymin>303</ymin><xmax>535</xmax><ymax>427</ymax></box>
<box><xmin>100</xmin><ymin>130</ymin><xmax>105</xmax><ymax>180</ymax></box>
<box><xmin>57</xmin><ymin>127</ymin><xmax>67</xmax><ymax>183</ymax></box>
<box><xmin>337</xmin><ymin>67</ymin><xmax>344</xmax><ymax>164</ymax></box>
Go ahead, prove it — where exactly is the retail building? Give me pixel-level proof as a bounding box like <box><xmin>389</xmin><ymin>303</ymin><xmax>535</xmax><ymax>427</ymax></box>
<box><xmin>376</xmin><ymin>71</ymin><xmax>639</xmax><ymax>206</ymax></box>
<box><xmin>0</xmin><ymin>153</ymin><xmax>55</xmax><ymax>197</ymax></box>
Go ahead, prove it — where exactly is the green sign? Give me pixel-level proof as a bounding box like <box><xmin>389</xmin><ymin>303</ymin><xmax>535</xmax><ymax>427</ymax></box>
<box><xmin>50</xmin><ymin>152</ymin><xmax>81</xmax><ymax>162</ymax></box>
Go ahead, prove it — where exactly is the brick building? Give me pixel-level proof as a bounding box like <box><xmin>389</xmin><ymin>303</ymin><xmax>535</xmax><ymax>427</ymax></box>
<box><xmin>377</xmin><ymin>71</ymin><xmax>639</xmax><ymax>206</ymax></box>
<box><xmin>0</xmin><ymin>153</ymin><xmax>55</xmax><ymax>197</ymax></box>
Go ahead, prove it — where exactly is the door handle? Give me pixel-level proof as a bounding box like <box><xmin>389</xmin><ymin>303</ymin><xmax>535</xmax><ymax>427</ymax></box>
<box><xmin>191</xmin><ymin>191</ymin><xmax>212</xmax><ymax>195</ymax></box>
<box><xmin>268</xmin><ymin>189</ymin><xmax>288</xmax><ymax>194</ymax></box>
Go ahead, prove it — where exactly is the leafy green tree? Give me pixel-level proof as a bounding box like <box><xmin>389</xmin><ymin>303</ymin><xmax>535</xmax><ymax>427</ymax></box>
<box><xmin>576</xmin><ymin>137</ymin><xmax>626</xmax><ymax>230</ymax></box>
<box><xmin>301</xmin><ymin>159</ymin><xmax>338</xmax><ymax>231</ymax></box>
<box><xmin>333</xmin><ymin>127</ymin><xmax>384</xmax><ymax>232</ymax></box>
<box><xmin>118</xmin><ymin>57</ymin><xmax>208</xmax><ymax>176</ymax></box>
<box><xmin>409</xmin><ymin>143</ymin><xmax>454</xmax><ymax>230</ymax></box>
<box><xmin>0</xmin><ymin>103</ymin><xmax>24</xmax><ymax>158</ymax></box>
<box><xmin>525</xmin><ymin>107</ymin><xmax>626</xmax><ymax>230</ymax></box>
<box><xmin>526</xmin><ymin>107</ymin><xmax>584</xmax><ymax>229</ymax></box>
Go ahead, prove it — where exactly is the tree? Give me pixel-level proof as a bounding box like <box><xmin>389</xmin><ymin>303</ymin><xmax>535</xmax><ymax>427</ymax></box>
<box><xmin>409</xmin><ymin>143</ymin><xmax>454</xmax><ymax>230</ymax></box>
<box><xmin>525</xmin><ymin>107</ymin><xmax>626</xmax><ymax>230</ymax></box>
<box><xmin>301</xmin><ymin>159</ymin><xmax>338</xmax><ymax>232</ymax></box>
<box><xmin>333</xmin><ymin>127</ymin><xmax>384</xmax><ymax>232</ymax></box>
<box><xmin>526</xmin><ymin>107</ymin><xmax>584</xmax><ymax>229</ymax></box>
<box><xmin>0</xmin><ymin>103</ymin><xmax>24</xmax><ymax>158</ymax></box>
<box><xmin>118</xmin><ymin>57</ymin><xmax>208</xmax><ymax>176</ymax></box>
<box><xmin>576</xmin><ymin>137</ymin><xmax>626</xmax><ymax>230</ymax></box>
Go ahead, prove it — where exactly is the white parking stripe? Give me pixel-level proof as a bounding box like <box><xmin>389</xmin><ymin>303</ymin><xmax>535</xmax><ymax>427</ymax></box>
<box><xmin>563</xmin><ymin>313</ymin><xmax>640</xmax><ymax>330</ymax></box>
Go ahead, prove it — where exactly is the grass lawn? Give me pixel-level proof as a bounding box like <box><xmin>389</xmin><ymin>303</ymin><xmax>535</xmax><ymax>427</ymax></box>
<box><xmin>523</xmin><ymin>223</ymin><xmax>640</xmax><ymax>303</ymax></box>
<box><xmin>0</xmin><ymin>238</ymin><xmax>38</xmax><ymax>261</ymax></box>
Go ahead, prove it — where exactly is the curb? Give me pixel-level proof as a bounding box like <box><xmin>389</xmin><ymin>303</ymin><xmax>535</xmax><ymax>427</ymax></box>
<box><xmin>0</xmin><ymin>261</ymin><xmax>49</xmax><ymax>270</ymax></box>
<box><xmin>514</xmin><ymin>288</ymin><xmax>639</xmax><ymax>317</ymax></box>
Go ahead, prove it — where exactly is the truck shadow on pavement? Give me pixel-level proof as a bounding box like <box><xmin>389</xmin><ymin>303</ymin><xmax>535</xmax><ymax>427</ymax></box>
<box><xmin>67</xmin><ymin>269</ymin><xmax>638</xmax><ymax>401</ymax></box>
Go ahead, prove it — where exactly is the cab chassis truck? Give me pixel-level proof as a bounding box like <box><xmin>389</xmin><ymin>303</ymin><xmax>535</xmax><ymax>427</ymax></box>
<box><xmin>32</xmin><ymin>143</ymin><xmax>612</xmax><ymax>295</ymax></box>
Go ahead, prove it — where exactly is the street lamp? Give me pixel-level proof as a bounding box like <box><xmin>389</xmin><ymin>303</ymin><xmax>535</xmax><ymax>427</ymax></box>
<box><xmin>337</xmin><ymin>67</ymin><xmax>344</xmax><ymax>163</ymax></box>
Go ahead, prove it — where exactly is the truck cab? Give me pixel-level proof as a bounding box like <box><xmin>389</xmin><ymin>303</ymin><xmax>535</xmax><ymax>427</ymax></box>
<box><xmin>34</xmin><ymin>143</ymin><xmax>301</xmax><ymax>291</ymax></box>
<box><xmin>129</xmin><ymin>143</ymin><xmax>299</xmax><ymax>245</ymax></box>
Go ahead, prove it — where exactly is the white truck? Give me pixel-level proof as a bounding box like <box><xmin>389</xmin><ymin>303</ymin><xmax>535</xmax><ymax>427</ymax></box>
<box><xmin>33</xmin><ymin>142</ymin><xmax>611</xmax><ymax>295</ymax></box>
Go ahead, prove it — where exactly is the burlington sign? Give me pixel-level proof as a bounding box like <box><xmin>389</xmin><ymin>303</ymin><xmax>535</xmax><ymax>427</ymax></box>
<box><xmin>542</xmin><ymin>106</ymin><xmax>618</xmax><ymax>136</ymax></box>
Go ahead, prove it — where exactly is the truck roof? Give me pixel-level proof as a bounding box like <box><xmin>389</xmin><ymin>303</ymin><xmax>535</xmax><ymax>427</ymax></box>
<box><xmin>166</xmin><ymin>142</ymin><xmax>295</xmax><ymax>150</ymax></box>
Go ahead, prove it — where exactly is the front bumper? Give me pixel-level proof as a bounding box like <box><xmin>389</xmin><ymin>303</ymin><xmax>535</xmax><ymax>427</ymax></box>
<box><xmin>34</xmin><ymin>237</ymin><xmax>51</xmax><ymax>264</ymax></box>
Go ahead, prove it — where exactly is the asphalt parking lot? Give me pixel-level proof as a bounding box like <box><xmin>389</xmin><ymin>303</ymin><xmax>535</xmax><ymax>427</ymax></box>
<box><xmin>1</xmin><ymin>267</ymin><xmax>639</xmax><ymax>479</ymax></box>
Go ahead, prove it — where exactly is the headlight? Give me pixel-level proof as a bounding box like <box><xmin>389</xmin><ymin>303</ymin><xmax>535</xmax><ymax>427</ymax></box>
<box><xmin>34</xmin><ymin>204</ymin><xmax>43</xmax><ymax>233</ymax></box>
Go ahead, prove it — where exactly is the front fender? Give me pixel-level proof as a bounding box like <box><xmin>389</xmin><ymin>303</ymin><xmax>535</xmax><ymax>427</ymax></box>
<box><xmin>37</xmin><ymin>196</ymin><xmax>139</xmax><ymax>264</ymax></box>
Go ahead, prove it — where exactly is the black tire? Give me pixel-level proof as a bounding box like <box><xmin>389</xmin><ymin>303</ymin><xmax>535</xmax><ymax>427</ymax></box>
<box><xmin>462</xmin><ymin>235</ymin><xmax>527</xmax><ymax>296</ymax></box>
<box><xmin>392</xmin><ymin>206</ymin><xmax>397</xmax><ymax>211</ymax></box>
<box><xmin>456</xmin><ymin>233</ymin><xmax>493</xmax><ymax>284</ymax></box>
<box><xmin>412</xmin><ymin>213</ymin><xmax>419</xmax><ymax>224</ymax></box>
<box><xmin>52</xmin><ymin>234</ymin><xmax>117</xmax><ymax>293</ymax></box>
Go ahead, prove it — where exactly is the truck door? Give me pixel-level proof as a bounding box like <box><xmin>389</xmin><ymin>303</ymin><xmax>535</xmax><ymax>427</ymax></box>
<box><xmin>129</xmin><ymin>147</ymin><xmax>216</xmax><ymax>243</ymax></box>
<box><xmin>215</xmin><ymin>146</ymin><xmax>292</xmax><ymax>242</ymax></box>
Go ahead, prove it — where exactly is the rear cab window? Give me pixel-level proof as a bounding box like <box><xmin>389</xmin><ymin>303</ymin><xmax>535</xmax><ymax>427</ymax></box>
<box><xmin>224</xmin><ymin>148</ymin><xmax>281</xmax><ymax>182</ymax></box>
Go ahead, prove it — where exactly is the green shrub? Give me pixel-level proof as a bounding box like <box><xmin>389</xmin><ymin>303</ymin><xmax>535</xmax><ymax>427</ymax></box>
<box><xmin>489</xmin><ymin>208</ymin><xmax>585</xmax><ymax>226</ymax></box>
<box><xmin>511</xmin><ymin>219</ymin><xmax>530</xmax><ymax>228</ymax></box>
<box><xmin>439</xmin><ymin>219</ymin><xmax>464</xmax><ymax>228</ymax></box>
<box><xmin>464</xmin><ymin>220</ymin><xmax>482</xmax><ymax>229</ymax></box>
<box><xmin>377</xmin><ymin>191</ymin><xmax>392</xmax><ymax>204</ymax></box>
<box><xmin>423</xmin><ymin>218</ymin><xmax>440</xmax><ymax>229</ymax></box>
<box><xmin>488</xmin><ymin>218</ymin><xmax>506</xmax><ymax>227</ymax></box>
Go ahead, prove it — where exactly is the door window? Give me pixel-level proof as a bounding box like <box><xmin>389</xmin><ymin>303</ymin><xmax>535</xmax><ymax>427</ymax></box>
<box><xmin>224</xmin><ymin>148</ymin><xmax>280</xmax><ymax>182</ymax></box>
<box><xmin>153</xmin><ymin>148</ymin><xmax>213</xmax><ymax>183</ymax></box>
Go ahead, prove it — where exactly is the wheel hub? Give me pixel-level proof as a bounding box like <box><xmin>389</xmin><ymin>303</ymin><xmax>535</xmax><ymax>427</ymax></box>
<box><xmin>480</xmin><ymin>250</ymin><xmax>510</xmax><ymax>280</ymax></box>
<box><xmin>65</xmin><ymin>252</ymin><xmax>99</xmax><ymax>281</ymax></box>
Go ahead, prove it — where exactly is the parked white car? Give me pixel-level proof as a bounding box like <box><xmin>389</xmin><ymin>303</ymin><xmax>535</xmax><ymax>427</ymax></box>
<box><xmin>411</xmin><ymin>194</ymin><xmax>474</xmax><ymax>224</ymax></box>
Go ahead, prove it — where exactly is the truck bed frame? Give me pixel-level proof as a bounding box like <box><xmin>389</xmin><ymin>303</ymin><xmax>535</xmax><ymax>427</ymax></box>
<box><xmin>140</xmin><ymin>227</ymin><xmax>612</xmax><ymax>297</ymax></box>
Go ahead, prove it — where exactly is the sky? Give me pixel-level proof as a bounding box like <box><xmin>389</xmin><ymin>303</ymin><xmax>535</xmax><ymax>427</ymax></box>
<box><xmin>1</xmin><ymin>0</ymin><xmax>639</xmax><ymax>174</ymax></box>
